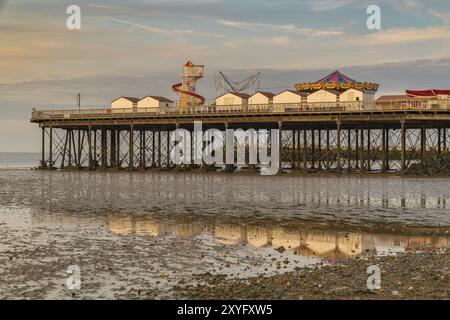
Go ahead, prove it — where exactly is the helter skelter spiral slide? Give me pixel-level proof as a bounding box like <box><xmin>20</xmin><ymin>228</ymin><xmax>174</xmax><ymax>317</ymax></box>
<box><xmin>172</xmin><ymin>61</ymin><xmax>205</xmax><ymax>108</ymax></box>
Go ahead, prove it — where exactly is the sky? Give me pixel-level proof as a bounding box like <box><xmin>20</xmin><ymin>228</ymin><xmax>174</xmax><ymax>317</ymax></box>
<box><xmin>1</xmin><ymin>0</ymin><xmax>450</xmax><ymax>152</ymax></box>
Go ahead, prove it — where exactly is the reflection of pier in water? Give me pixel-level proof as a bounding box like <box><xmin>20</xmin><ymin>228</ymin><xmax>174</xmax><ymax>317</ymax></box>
<box><xmin>36</xmin><ymin>172</ymin><xmax>450</xmax><ymax>213</ymax></box>
<box><xmin>105</xmin><ymin>214</ymin><xmax>449</xmax><ymax>260</ymax></box>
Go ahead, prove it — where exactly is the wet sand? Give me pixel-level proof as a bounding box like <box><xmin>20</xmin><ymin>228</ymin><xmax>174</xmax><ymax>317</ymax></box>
<box><xmin>0</xmin><ymin>170</ymin><xmax>449</xmax><ymax>299</ymax></box>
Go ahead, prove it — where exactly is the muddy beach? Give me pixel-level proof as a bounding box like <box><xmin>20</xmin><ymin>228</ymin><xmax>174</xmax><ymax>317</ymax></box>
<box><xmin>0</xmin><ymin>169</ymin><xmax>449</xmax><ymax>299</ymax></box>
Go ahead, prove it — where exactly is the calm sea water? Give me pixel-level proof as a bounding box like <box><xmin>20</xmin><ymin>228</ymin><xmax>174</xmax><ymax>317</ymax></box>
<box><xmin>0</xmin><ymin>152</ymin><xmax>40</xmax><ymax>168</ymax></box>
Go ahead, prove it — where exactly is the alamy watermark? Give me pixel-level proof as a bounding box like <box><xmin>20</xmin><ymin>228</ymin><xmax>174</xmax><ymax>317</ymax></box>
<box><xmin>171</xmin><ymin>121</ymin><xmax>280</xmax><ymax>175</ymax></box>
<box><xmin>367</xmin><ymin>265</ymin><xmax>381</xmax><ymax>290</ymax></box>
<box><xmin>367</xmin><ymin>5</ymin><xmax>382</xmax><ymax>30</ymax></box>
<box><xmin>66</xmin><ymin>5</ymin><xmax>81</xmax><ymax>30</ymax></box>
<box><xmin>66</xmin><ymin>265</ymin><xmax>81</xmax><ymax>290</ymax></box>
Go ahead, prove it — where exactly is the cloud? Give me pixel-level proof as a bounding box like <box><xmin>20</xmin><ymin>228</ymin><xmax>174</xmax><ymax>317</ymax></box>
<box><xmin>359</xmin><ymin>26</ymin><xmax>450</xmax><ymax>45</ymax></box>
<box><xmin>98</xmin><ymin>16</ymin><xmax>195</xmax><ymax>35</ymax></box>
<box><xmin>304</xmin><ymin>0</ymin><xmax>356</xmax><ymax>12</ymax></box>
<box><xmin>217</xmin><ymin>20</ymin><xmax>343</xmax><ymax>37</ymax></box>
<box><xmin>428</xmin><ymin>8</ymin><xmax>450</xmax><ymax>23</ymax></box>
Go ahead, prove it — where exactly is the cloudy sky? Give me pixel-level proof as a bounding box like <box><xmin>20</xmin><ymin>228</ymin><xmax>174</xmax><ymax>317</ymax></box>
<box><xmin>1</xmin><ymin>0</ymin><xmax>450</xmax><ymax>151</ymax></box>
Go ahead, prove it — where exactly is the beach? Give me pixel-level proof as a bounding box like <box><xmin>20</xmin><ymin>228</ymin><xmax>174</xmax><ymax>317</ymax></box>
<box><xmin>0</xmin><ymin>168</ymin><xmax>448</xmax><ymax>299</ymax></box>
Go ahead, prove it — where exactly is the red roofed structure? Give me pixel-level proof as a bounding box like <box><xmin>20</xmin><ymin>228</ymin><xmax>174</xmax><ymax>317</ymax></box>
<box><xmin>406</xmin><ymin>89</ymin><xmax>450</xmax><ymax>98</ymax></box>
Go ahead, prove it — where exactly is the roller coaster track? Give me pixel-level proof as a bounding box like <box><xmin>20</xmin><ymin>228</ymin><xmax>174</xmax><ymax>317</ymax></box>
<box><xmin>172</xmin><ymin>83</ymin><xmax>205</xmax><ymax>105</ymax></box>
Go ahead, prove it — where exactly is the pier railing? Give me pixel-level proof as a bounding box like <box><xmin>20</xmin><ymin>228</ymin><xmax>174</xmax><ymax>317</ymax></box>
<box><xmin>31</xmin><ymin>99</ymin><xmax>450</xmax><ymax>120</ymax></box>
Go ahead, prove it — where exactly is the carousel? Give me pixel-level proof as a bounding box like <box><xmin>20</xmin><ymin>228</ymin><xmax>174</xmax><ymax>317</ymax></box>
<box><xmin>295</xmin><ymin>71</ymin><xmax>379</xmax><ymax>93</ymax></box>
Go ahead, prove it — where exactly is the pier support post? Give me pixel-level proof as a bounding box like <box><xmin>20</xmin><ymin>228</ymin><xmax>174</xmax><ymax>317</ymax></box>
<box><xmin>77</xmin><ymin>129</ymin><xmax>82</xmax><ymax>168</ymax></box>
<box><xmin>157</xmin><ymin>130</ymin><xmax>162</xmax><ymax>168</ymax></box>
<box><xmin>311</xmin><ymin>130</ymin><xmax>315</xmax><ymax>169</ymax></box>
<box><xmin>359</xmin><ymin>128</ymin><xmax>365</xmax><ymax>172</ymax></box>
<box><xmin>129</xmin><ymin>124</ymin><xmax>134</xmax><ymax>170</ymax></box>
<box><xmin>317</xmin><ymin>129</ymin><xmax>322</xmax><ymax>170</ymax></box>
<box><xmin>401</xmin><ymin>120</ymin><xmax>406</xmax><ymax>171</ymax></box>
<box><xmin>110</xmin><ymin>129</ymin><xmax>116</xmax><ymax>167</ymax></box>
<box><xmin>278</xmin><ymin>121</ymin><xmax>283</xmax><ymax>173</ymax></box>
<box><xmin>443</xmin><ymin>128</ymin><xmax>447</xmax><ymax>152</ymax></box>
<box><xmin>88</xmin><ymin>126</ymin><xmax>93</xmax><ymax>169</ymax></box>
<box><xmin>381</xmin><ymin>128</ymin><xmax>387</xmax><ymax>172</ymax></box>
<box><xmin>49</xmin><ymin>126</ymin><xmax>53</xmax><ymax>168</ymax></box>
<box><xmin>347</xmin><ymin>129</ymin><xmax>351</xmax><ymax>171</ymax></box>
<box><xmin>336</xmin><ymin>121</ymin><xmax>342</xmax><ymax>173</ymax></box>
<box><xmin>101</xmin><ymin>129</ymin><xmax>107</xmax><ymax>169</ymax></box>
<box><xmin>367</xmin><ymin>129</ymin><xmax>371</xmax><ymax>171</ymax></box>
<box><xmin>292</xmin><ymin>129</ymin><xmax>297</xmax><ymax>169</ymax></box>
<box><xmin>93</xmin><ymin>129</ymin><xmax>97</xmax><ymax>167</ymax></box>
<box><xmin>302</xmin><ymin>126</ymin><xmax>307</xmax><ymax>170</ymax></box>
<box><xmin>41</xmin><ymin>127</ymin><xmax>46</xmax><ymax>168</ymax></box>
<box><xmin>152</xmin><ymin>130</ymin><xmax>156</xmax><ymax>168</ymax></box>
<box><xmin>166</xmin><ymin>129</ymin><xmax>171</xmax><ymax>169</ymax></box>
<box><xmin>140</xmin><ymin>130</ymin><xmax>146</xmax><ymax>170</ymax></box>
<box><xmin>116</xmin><ymin>129</ymin><xmax>120</xmax><ymax>169</ymax></box>
<box><xmin>326</xmin><ymin>129</ymin><xmax>330</xmax><ymax>171</ymax></box>
<box><xmin>421</xmin><ymin>126</ymin><xmax>426</xmax><ymax>164</ymax></box>
<box><xmin>438</xmin><ymin>128</ymin><xmax>442</xmax><ymax>154</ymax></box>
<box><xmin>61</xmin><ymin>130</ymin><xmax>68</xmax><ymax>169</ymax></box>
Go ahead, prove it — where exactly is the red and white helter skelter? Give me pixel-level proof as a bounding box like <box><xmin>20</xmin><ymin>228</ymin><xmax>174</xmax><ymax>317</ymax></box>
<box><xmin>172</xmin><ymin>61</ymin><xmax>205</xmax><ymax>109</ymax></box>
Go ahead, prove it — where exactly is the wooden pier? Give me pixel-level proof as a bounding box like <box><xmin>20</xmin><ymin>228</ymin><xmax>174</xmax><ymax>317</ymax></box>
<box><xmin>31</xmin><ymin>100</ymin><xmax>450</xmax><ymax>173</ymax></box>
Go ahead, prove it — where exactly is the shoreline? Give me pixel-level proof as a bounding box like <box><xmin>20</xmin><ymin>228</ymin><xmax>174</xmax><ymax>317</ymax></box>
<box><xmin>172</xmin><ymin>249</ymin><xmax>449</xmax><ymax>300</ymax></box>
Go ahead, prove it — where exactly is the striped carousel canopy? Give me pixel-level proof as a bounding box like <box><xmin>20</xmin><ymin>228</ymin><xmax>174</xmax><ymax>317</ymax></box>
<box><xmin>295</xmin><ymin>71</ymin><xmax>379</xmax><ymax>93</ymax></box>
<box><xmin>316</xmin><ymin>71</ymin><xmax>356</xmax><ymax>84</ymax></box>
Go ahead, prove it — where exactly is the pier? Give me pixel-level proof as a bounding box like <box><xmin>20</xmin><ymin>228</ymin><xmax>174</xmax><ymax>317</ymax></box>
<box><xmin>31</xmin><ymin>99</ymin><xmax>450</xmax><ymax>173</ymax></box>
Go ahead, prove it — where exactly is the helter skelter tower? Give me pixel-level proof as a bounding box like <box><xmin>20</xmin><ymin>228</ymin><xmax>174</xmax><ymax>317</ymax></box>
<box><xmin>172</xmin><ymin>61</ymin><xmax>205</xmax><ymax>108</ymax></box>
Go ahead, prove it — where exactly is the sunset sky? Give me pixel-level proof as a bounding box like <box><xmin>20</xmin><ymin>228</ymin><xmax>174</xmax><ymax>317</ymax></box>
<box><xmin>1</xmin><ymin>0</ymin><xmax>450</xmax><ymax>151</ymax></box>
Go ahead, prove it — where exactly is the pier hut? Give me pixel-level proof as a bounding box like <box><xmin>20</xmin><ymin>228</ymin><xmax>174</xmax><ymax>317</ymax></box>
<box><xmin>273</xmin><ymin>90</ymin><xmax>306</xmax><ymax>106</ymax></box>
<box><xmin>215</xmin><ymin>92</ymin><xmax>250</xmax><ymax>111</ymax></box>
<box><xmin>111</xmin><ymin>96</ymin><xmax>139</xmax><ymax>109</ymax></box>
<box><xmin>137</xmin><ymin>96</ymin><xmax>174</xmax><ymax>110</ymax></box>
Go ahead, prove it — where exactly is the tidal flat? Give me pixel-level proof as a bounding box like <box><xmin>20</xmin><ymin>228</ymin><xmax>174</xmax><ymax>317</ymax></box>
<box><xmin>0</xmin><ymin>170</ymin><xmax>448</xmax><ymax>299</ymax></box>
